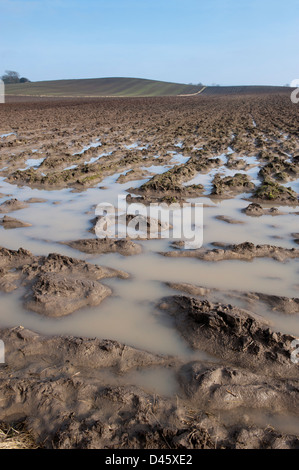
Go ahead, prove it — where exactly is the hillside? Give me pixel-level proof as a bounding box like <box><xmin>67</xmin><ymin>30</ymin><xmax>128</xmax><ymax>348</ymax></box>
<box><xmin>201</xmin><ymin>85</ymin><xmax>291</xmax><ymax>95</ymax></box>
<box><xmin>5</xmin><ymin>77</ymin><xmax>204</xmax><ymax>97</ymax></box>
<box><xmin>4</xmin><ymin>78</ymin><xmax>291</xmax><ymax>99</ymax></box>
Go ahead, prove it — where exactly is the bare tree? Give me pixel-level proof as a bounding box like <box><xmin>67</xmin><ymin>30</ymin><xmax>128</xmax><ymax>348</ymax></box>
<box><xmin>1</xmin><ymin>71</ymin><xmax>30</xmax><ymax>84</ymax></box>
<box><xmin>1</xmin><ymin>70</ymin><xmax>20</xmax><ymax>84</ymax></box>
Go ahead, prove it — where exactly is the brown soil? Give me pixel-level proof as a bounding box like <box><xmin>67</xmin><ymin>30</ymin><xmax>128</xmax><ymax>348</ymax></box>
<box><xmin>62</xmin><ymin>238</ymin><xmax>142</xmax><ymax>256</ymax></box>
<box><xmin>1</xmin><ymin>323</ymin><xmax>299</xmax><ymax>449</ymax></box>
<box><xmin>0</xmin><ymin>247</ymin><xmax>128</xmax><ymax>316</ymax></box>
<box><xmin>159</xmin><ymin>295</ymin><xmax>298</xmax><ymax>378</ymax></box>
<box><xmin>0</xmin><ymin>93</ymin><xmax>298</xmax><ymax>449</ymax></box>
<box><xmin>162</xmin><ymin>242</ymin><xmax>299</xmax><ymax>262</ymax></box>
<box><xmin>0</xmin><ymin>199</ymin><xmax>29</xmax><ymax>213</ymax></box>
<box><xmin>166</xmin><ymin>282</ymin><xmax>299</xmax><ymax>316</ymax></box>
<box><xmin>1</xmin><ymin>94</ymin><xmax>298</xmax><ymax>203</ymax></box>
<box><xmin>242</xmin><ymin>203</ymin><xmax>285</xmax><ymax>217</ymax></box>
<box><xmin>0</xmin><ymin>216</ymin><xmax>32</xmax><ymax>229</ymax></box>
<box><xmin>215</xmin><ymin>215</ymin><xmax>245</xmax><ymax>224</ymax></box>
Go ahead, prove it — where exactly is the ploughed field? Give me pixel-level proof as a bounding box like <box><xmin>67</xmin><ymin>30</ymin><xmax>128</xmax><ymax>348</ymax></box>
<box><xmin>4</xmin><ymin>77</ymin><xmax>203</xmax><ymax>97</ymax></box>
<box><xmin>0</xmin><ymin>92</ymin><xmax>299</xmax><ymax>449</ymax></box>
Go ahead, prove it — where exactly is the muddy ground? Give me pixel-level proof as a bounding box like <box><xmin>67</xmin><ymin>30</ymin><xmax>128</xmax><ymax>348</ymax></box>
<box><xmin>1</xmin><ymin>94</ymin><xmax>298</xmax><ymax>202</ymax></box>
<box><xmin>0</xmin><ymin>92</ymin><xmax>298</xmax><ymax>449</ymax></box>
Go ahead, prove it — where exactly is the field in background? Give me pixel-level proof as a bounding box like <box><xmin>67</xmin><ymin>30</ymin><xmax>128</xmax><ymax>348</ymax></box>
<box><xmin>202</xmin><ymin>85</ymin><xmax>291</xmax><ymax>95</ymax></box>
<box><xmin>5</xmin><ymin>77</ymin><xmax>203</xmax><ymax>97</ymax></box>
<box><xmin>5</xmin><ymin>77</ymin><xmax>291</xmax><ymax>98</ymax></box>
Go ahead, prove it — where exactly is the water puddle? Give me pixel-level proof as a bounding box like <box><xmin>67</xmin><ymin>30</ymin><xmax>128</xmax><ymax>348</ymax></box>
<box><xmin>175</xmin><ymin>141</ymin><xmax>184</xmax><ymax>148</ymax></box>
<box><xmin>141</xmin><ymin>165</ymin><xmax>172</xmax><ymax>174</ymax></box>
<box><xmin>0</xmin><ymin>146</ymin><xmax>298</xmax><ymax>402</ymax></box>
<box><xmin>183</xmin><ymin>152</ymin><xmax>261</xmax><ymax>193</ymax></box>
<box><xmin>84</xmin><ymin>151</ymin><xmax>113</xmax><ymax>165</ymax></box>
<box><xmin>169</xmin><ymin>153</ymin><xmax>190</xmax><ymax>165</ymax></box>
<box><xmin>125</xmin><ymin>142</ymin><xmax>149</xmax><ymax>150</ymax></box>
<box><xmin>0</xmin><ymin>132</ymin><xmax>15</xmax><ymax>139</ymax></box>
<box><xmin>63</xmin><ymin>164</ymin><xmax>78</xmax><ymax>171</ymax></box>
<box><xmin>19</xmin><ymin>157</ymin><xmax>45</xmax><ymax>171</ymax></box>
<box><xmin>73</xmin><ymin>138</ymin><xmax>102</xmax><ymax>155</ymax></box>
<box><xmin>220</xmin><ymin>408</ymin><xmax>299</xmax><ymax>437</ymax></box>
<box><xmin>282</xmin><ymin>178</ymin><xmax>299</xmax><ymax>193</ymax></box>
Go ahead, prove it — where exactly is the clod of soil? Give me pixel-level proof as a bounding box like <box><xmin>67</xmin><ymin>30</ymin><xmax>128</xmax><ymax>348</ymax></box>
<box><xmin>215</xmin><ymin>215</ymin><xmax>245</xmax><ymax>224</ymax></box>
<box><xmin>252</xmin><ymin>180</ymin><xmax>298</xmax><ymax>205</ymax></box>
<box><xmin>0</xmin><ymin>248</ymin><xmax>129</xmax><ymax>317</ymax></box>
<box><xmin>242</xmin><ymin>203</ymin><xmax>285</xmax><ymax>217</ymax></box>
<box><xmin>212</xmin><ymin>173</ymin><xmax>255</xmax><ymax>196</ymax></box>
<box><xmin>162</xmin><ymin>242</ymin><xmax>299</xmax><ymax>262</ymax></box>
<box><xmin>26</xmin><ymin>198</ymin><xmax>47</xmax><ymax>203</ymax></box>
<box><xmin>0</xmin><ymin>198</ymin><xmax>29</xmax><ymax>213</ymax></box>
<box><xmin>1</xmin><ymin>325</ymin><xmax>299</xmax><ymax>449</ymax></box>
<box><xmin>166</xmin><ymin>282</ymin><xmax>299</xmax><ymax>316</ymax></box>
<box><xmin>178</xmin><ymin>361</ymin><xmax>299</xmax><ymax>412</ymax></box>
<box><xmin>62</xmin><ymin>238</ymin><xmax>142</xmax><ymax>256</ymax></box>
<box><xmin>291</xmin><ymin>232</ymin><xmax>299</xmax><ymax>245</ymax></box>
<box><xmin>159</xmin><ymin>295</ymin><xmax>298</xmax><ymax>378</ymax></box>
<box><xmin>0</xmin><ymin>215</ymin><xmax>32</xmax><ymax>229</ymax></box>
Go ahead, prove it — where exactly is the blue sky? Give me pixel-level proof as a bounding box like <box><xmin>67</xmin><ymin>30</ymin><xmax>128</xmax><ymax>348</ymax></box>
<box><xmin>0</xmin><ymin>0</ymin><xmax>298</xmax><ymax>85</ymax></box>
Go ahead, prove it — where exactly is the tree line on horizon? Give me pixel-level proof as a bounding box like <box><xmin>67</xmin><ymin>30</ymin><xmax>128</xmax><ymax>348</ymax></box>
<box><xmin>1</xmin><ymin>70</ymin><xmax>30</xmax><ymax>84</ymax></box>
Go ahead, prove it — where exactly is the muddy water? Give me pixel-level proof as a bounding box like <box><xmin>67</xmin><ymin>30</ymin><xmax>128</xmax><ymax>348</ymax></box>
<box><xmin>0</xmin><ymin>165</ymin><xmax>299</xmax><ymax>396</ymax></box>
<box><xmin>219</xmin><ymin>408</ymin><xmax>299</xmax><ymax>438</ymax></box>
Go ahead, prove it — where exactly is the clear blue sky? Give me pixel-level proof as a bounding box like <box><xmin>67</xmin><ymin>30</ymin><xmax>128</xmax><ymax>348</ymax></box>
<box><xmin>0</xmin><ymin>0</ymin><xmax>298</xmax><ymax>85</ymax></box>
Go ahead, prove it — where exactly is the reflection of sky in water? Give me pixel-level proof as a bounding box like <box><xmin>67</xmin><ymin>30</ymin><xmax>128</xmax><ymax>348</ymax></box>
<box><xmin>84</xmin><ymin>151</ymin><xmax>112</xmax><ymax>165</ymax></box>
<box><xmin>63</xmin><ymin>164</ymin><xmax>78</xmax><ymax>171</ymax></box>
<box><xmin>19</xmin><ymin>157</ymin><xmax>45</xmax><ymax>171</ymax></box>
<box><xmin>0</xmin><ymin>132</ymin><xmax>15</xmax><ymax>138</ymax></box>
<box><xmin>169</xmin><ymin>153</ymin><xmax>190</xmax><ymax>165</ymax></box>
<box><xmin>141</xmin><ymin>165</ymin><xmax>171</xmax><ymax>174</ymax></box>
<box><xmin>125</xmin><ymin>142</ymin><xmax>149</xmax><ymax>150</ymax></box>
<box><xmin>73</xmin><ymin>138</ymin><xmax>102</xmax><ymax>155</ymax></box>
<box><xmin>282</xmin><ymin>178</ymin><xmax>299</xmax><ymax>193</ymax></box>
<box><xmin>174</xmin><ymin>141</ymin><xmax>183</xmax><ymax>148</ymax></box>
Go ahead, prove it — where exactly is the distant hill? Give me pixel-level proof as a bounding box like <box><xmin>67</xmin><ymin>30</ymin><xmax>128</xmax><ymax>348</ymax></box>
<box><xmin>5</xmin><ymin>77</ymin><xmax>204</xmax><ymax>97</ymax></box>
<box><xmin>4</xmin><ymin>78</ymin><xmax>291</xmax><ymax>98</ymax></box>
<box><xmin>201</xmin><ymin>85</ymin><xmax>291</xmax><ymax>95</ymax></box>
